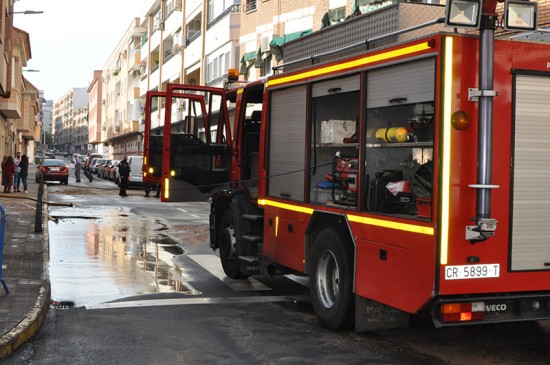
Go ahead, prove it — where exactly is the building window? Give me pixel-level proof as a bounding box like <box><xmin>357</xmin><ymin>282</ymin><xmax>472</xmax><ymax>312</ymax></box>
<box><xmin>167</xmin><ymin>0</ymin><xmax>182</xmax><ymax>14</ymax></box>
<box><xmin>261</xmin><ymin>55</ymin><xmax>272</xmax><ymax>77</ymax></box>
<box><xmin>206</xmin><ymin>51</ymin><xmax>231</xmax><ymax>84</ymax></box>
<box><xmin>327</xmin><ymin>6</ymin><xmax>346</xmax><ymax>24</ymax></box>
<box><xmin>187</xmin><ymin>14</ymin><xmax>202</xmax><ymax>44</ymax></box>
<box><xmin>245</xmin><ymin>0</ymin><xmax>257</xmax><ymax>12</ymax></box>
<box><xmin>208</xmin><ymin>0</ymin><xmax>238</xmax><ymax>23</ymax></box>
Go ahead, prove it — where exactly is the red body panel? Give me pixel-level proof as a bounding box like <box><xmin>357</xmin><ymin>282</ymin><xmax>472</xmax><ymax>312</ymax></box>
<box><xmin>439</xmin><ymin>37</ymin><xmax>550</xmax><ymax>296</ymax></box>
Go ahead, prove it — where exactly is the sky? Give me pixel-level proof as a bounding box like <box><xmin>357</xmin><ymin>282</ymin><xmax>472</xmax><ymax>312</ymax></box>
<box><xmin>13</xmin><ymin>0</ymin><xmax>150</xmax><ymax>101</ymax></box>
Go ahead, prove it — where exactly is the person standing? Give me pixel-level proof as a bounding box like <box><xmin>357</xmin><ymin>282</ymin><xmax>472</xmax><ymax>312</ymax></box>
<box><xmin>14</xmin><ymin>151</ymin><xmax>21</xmax><ymax>192</ymax></box>
<box><xmin>74</xmin><ymin>155</ymin><xmax>81</xmax><ymax>182</ymax></box>
<box><xmin>144</xmin><ymin>182</ymin><xmax>161</xmax><ymax>198</ymax></box>
<box><xmin>2</xmin><ymin>156</ymin><xmax>15</xmax><ymax>193</ymax></box>
<box><xmin>19</xmin><ymin>154</ymin><xmax>29</xmax><ymax>193</ymax></box>
<box><xmin>1</xmin><ymin>156</ymin><xmax>6</xmax><ymax>190</ymax></box>
<box><xmin>118</xmin><ymin>155</ymin><xmax>130</xmax><ymax>197</ymax></box>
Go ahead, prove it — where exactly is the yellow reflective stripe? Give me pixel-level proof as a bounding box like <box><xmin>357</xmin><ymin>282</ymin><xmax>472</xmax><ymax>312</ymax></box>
<box><xmin>346</xmin><ymin>214</ymin><xmax>434</xmax><ymax>235</ymax></box>
<box><xmin>259</xmin><ymin>199</ymin><xmax>433</xmax><ymax>235</ymax></box>
<box><xmin>164</xmin><ymin>178</ymin><xmax>169</xmax><ymax>199</ymax></box>
<box><xmin>267</xmin><ymin>42</ymin><xmax>432</xmax><ymax>88</ymax></box>
<box><xmin>440</xmin><ymin>37</ymin><xmax>454</xmax><ymax>265</ymax></box>
<box><xmin>258</xmin><ymin>199</ymin><xmax>314</xmax><ymax>214</ymax></box>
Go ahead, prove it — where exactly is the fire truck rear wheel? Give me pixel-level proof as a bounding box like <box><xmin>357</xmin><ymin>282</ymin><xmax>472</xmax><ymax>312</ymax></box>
<box><xmin>310</xmin><ymin>229</ymin><xmax>354</xmax><ymax>330</ymax></box>
<box><xmin>218</xmin><ymin>210</ymin><xmax>249</xmax><ymax>279</ymax></box>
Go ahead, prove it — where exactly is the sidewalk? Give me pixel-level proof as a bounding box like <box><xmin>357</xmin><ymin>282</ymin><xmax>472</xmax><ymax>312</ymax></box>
<box><xmin>0</xmin><ymin>170</ymin><xmax>50</xmax><ymax>359</ymax></box>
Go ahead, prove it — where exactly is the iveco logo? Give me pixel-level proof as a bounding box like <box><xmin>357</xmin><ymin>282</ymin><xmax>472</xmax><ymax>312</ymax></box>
<box><xmin>486</xmin><ymin>304</ymin><xmax>507</xmax><ymax>312</ymax></box>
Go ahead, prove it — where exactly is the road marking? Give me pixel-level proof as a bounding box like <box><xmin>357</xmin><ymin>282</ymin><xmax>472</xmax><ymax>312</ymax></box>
<box><xmin>188</xmin><ymin>254</ymin><xmax>272</xmax><ymax>291</ymax></box>
<box><xmin>178</xmin><ymin>208</ymin><xmax>188</xmax><ymax>213</ymax></box>
<box><xmin>85</xmin><ymin>295</ymin><xmax>311</xmax><ymax>310</ymax></box>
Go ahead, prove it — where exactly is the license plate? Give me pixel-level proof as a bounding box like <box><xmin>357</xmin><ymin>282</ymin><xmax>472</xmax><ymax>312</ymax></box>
<box><xmin>50</xmin><ymin>168</ymin><xmax>60</xmax><ymax>171</ymax></box>
<box><xmin>445</xmin><ymin>264</ymin><xmax>500</xmax><ymax>280</ymax></box>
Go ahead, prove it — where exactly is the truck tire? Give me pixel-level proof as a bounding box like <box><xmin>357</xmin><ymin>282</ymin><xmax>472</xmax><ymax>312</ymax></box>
<box><xmin>218</xmin><ymin>209</ymin><xmax>248</xmax><ymax>279</ymax></box>
<box><xmin>310</xmin><ymin>229</ymin><xmax>354</xmax><ymax>330</ymax></box>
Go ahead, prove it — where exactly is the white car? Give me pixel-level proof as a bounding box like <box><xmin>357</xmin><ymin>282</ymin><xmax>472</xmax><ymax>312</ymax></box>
<box><xmin>117</xmin><ymin>156</ymin><xmax>144</xmax><ymax>187</ymax></box>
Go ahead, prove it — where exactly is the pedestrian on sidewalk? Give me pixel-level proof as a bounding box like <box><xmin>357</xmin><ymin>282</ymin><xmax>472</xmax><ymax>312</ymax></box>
<box><xmin>118</xmin><ymin>155</ymin><xmax>130</xmax><ymax>197</ymax></box>
<box><xmin>74</xmin><ymin>154</ymin><xmax>81</xmax><ymax>182</ymax></box>
<box><xmin>19</xmin><ymin>154</ymin><xmax>29</xmax><ymax>193</ymax></box>
<box><xmin>14</xmin><ymin>151</ymin><xmax>21</xmax><ymax>192</ymax></box>
<box><xmin>2</xmin><ymin>156</ymin><xmax>15</xmax><ymax>193</ymax></box>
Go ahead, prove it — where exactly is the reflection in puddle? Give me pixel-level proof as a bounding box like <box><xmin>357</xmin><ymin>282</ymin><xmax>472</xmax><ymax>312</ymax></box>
<box><xmin>48</xmin><ymin>212</ymin><xmax>201</xmax><ymax>307</ymax></box>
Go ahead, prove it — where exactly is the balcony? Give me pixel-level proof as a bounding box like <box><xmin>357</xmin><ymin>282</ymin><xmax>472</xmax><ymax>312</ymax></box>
<box><xmin>0</xmin><ymin>89</ymin><xmax>22</xmax><ymax>119</ymax></box>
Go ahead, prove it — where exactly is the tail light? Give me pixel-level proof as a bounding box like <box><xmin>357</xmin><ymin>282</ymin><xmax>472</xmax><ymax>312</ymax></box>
<box><xmin>441</xmin><ymin>302</ymin><xmax>485</xmax><ymax>323</ymax></box>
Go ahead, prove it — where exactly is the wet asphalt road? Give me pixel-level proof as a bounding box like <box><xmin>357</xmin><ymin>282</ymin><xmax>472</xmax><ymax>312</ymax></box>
<box><xmin>3</xmin><ymin>169</ymin><xmax>550</xmax><ymax>364</ymax></box>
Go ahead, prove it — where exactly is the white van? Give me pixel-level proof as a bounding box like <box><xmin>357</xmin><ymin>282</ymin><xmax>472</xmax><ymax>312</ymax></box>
<box><xmin>127</xmin><ymin>155</ymin><xmax>144</xmax><ymax>187</ymax></box>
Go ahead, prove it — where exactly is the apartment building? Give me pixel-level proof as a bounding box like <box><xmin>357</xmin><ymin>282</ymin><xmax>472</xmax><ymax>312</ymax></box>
<box><xmin>72</xmin><ymin>103</ymin><xmax>89</xmax><ymax>155</ymax></box>
<box><xmin>52</xmin><ymin>88</ymin><xmax>87</xmax><ymax>153</ymax></box>
<box><xmin>239</xmin><ymin>0</ymin><xmax>398</xmax><ymax>81</ymax></box>
<box><xmin>87</xmin><ymin>70</ymin><xmax>103</xmax><ymax>154</ymax></box>
<box><xmin>101</xmin><ymin>18</ymin><xmax>145</xmax><ymax>159</ymax></box>
<box><xmin>39</xmin><ymin>97</ymin><xmax>53</xmax><ymax>154</ymax></box>
<box><xmin>87</xmin><ymin>0</ymin><xmax>241</xmax><ymax>159</ymax></box>
<box><xmin>139</xmin><ymin>0</ymin><xmax>240</xmax><ymax>91</ymax></box>
<box><xmin>40</xmin><ymin>97</ymin><xmax>52</xmax><ymax>135</ymax></box>
<box><xmin>0</xmin><ymin>1</ymin><xmax>40</xmax><ymax>160</ymax></box>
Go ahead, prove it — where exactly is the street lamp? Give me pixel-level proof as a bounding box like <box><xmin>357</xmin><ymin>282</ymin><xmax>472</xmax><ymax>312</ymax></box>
<box><xmin>10</xmin><ymin>10</ymin><xmax>44</xmax><ymax>15</ymax></box>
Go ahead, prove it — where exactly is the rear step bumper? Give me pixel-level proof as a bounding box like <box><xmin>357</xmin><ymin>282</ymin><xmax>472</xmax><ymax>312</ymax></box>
<box><xmin>433</xmin><ymin>292</ymin><xmax>550</xmax><ymax>327</ymax></box>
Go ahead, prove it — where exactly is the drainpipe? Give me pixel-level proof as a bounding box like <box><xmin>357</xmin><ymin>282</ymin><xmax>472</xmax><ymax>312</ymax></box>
<box><xmin>468</xmin><ymin>14</ymin><xmax>499</xmax><ymax>242</ymax></box>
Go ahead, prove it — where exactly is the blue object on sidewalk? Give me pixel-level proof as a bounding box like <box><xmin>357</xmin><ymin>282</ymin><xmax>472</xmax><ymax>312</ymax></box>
<box><xmin>0</xmin><ymin>204</ymin><xmax>9</xmax><ymax>294</ymax></box>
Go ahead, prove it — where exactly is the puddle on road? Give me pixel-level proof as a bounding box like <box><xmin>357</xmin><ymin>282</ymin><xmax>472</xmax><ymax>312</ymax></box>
<box><xmin>48</xmin><ymin>209</ymin><xmax>202</xmax><ymax>308</ymax></box>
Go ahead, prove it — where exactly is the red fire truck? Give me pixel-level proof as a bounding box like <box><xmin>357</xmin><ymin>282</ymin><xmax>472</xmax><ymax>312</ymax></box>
<box><xmin>145</xmin><ymin>1</ymin><xmax>550</xmax><ymax>330</ymax></box>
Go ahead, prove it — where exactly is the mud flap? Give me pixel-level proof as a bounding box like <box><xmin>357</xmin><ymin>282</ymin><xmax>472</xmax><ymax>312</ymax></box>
<box><xmin>355</xmin><ymin>296</ymin><xmax>409</xmax><ymax>331</ymax></box>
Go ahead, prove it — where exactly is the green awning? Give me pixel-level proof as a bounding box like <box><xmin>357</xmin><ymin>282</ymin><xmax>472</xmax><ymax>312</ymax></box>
<box><xmin>269</xmin><ymin>29</ymin><xmax>312</xmax><ymax>62</ymax></box>
<box><xmin>240</xmin><ymin>51</ymin><xmax>257</xmax><ymax>74</ymax></box>
<box><xmin>242</xmin><ymin>51</ymin><xmax>257</xmax><ymax>62</ymax></box>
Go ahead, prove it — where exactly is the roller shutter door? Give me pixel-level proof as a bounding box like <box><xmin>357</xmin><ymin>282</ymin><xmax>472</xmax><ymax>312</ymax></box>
<box><xmin>268</xmin><ymin>85</ymin><xmax>307</xmax><ymax>201</ymax></box>
<box><xmin>367</xmin><ymin>58</ymin><xmax>435</xmax><ymax>108</ymax></box>
<box><xmin>511</xmin><ymin>74</ymin><xmax>550</xmax><ymax>271</ymax></box>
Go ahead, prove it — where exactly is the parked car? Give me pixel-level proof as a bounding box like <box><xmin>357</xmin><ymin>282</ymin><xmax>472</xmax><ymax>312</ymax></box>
<box><xmin>97</xmin><ymin>159</ymin><xmax>111</xmax><ymax>178</ymax></box>
<box><xmin>34</xmin><ymin>155</ymin><xmax>46</xmax><ymax>166</ymax></box>
<box><xmin>91</xmin><ymin>158</ymin><xmax>107</xmax><ymax>174</ymax></box>
<box><xmin>107</xmin><ymin>160</ymin><xmax>120</xmax><ymax>182</ymax></box>
<box><xmin>85</xmin><ymin>153</ymin><xmax>107</xmax><ymax>170</ymax></box>
<box><xmin>35</xmin><ymin>159</ymin><xmax>69</xmax><ymax>184</ymax></box>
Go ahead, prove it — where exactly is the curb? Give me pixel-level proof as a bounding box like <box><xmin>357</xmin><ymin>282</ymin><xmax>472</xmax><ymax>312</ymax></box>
<box><xmin>0</xmin><ymin>185</ymin><xmax>51</xmax><ymax>360</ymax></box>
